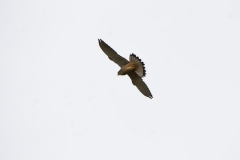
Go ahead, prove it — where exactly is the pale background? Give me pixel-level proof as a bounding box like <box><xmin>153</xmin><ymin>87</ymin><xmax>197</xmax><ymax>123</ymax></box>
<box><xmin>0</xmin><ymin>0</ymin><xmax>240</xmax><ymax>159</ymax></box>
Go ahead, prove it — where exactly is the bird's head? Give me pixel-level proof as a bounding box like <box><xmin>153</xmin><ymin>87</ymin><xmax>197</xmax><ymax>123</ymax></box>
<box><xmin>118</xmin><ymin>69</ymin><xmax>124</xmax><ymax>76</ymax></box>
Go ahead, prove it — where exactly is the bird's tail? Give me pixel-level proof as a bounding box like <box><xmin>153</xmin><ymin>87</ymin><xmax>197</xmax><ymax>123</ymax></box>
<box><xmin>129</xmin><ymin>54</ymin><xmax>146</xmax><ymax>77</ymax></box>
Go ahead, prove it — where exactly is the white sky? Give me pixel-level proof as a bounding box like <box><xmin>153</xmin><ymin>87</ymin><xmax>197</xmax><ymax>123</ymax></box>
<box><xmin>0</xmin><ymin>0</ymin><xmax>240</xmax><ymax>159</ymax></box>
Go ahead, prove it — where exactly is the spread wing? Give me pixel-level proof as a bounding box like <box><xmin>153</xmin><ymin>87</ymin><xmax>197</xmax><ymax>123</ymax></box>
<box><xmin>98</xmin><ymin>39</ymin><xmax>129</xmax><ymax>67</ymax></box>
<box><xmin>128</xmin><ymin>72</ymin><xmax>153</xmax><ymax>99</ymax></box>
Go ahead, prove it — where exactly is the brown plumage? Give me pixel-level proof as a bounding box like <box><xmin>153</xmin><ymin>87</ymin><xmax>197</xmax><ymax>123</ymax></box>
<box><xmin>98</xmin><ymin>39</ymin><xmax>153</xmax><ymax>99</ymax></box>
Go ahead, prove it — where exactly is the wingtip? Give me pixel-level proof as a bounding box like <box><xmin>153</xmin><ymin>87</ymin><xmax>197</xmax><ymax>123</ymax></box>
<box><xmin>148</xmin><ymin>94</ymin><xmax>153</xmax><ymax>99</ymax></box>
<box><xmin>98</xmin><ymin>39</ymin><xmax>104</xmax><ymax>46</ymax></box>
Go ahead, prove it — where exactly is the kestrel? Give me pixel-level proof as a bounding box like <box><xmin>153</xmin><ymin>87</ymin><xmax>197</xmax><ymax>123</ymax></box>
<box><xmin>98</xmin><ymin>39</ymin><xmax>153</xmax><ymax>99</ymax></box>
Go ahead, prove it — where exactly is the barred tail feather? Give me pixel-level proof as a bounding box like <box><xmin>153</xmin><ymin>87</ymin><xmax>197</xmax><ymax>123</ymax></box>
<box><xmin>129</xmin><ymin>54</ymin><xmax>146</xmax><ymax>77</ymax></box>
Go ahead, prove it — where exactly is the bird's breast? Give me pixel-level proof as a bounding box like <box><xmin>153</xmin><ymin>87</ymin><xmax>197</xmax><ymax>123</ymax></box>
<box><xmin>119</xmin><ymin>62</ymin><xmax>136</xmax><ymax>75</ymax></box>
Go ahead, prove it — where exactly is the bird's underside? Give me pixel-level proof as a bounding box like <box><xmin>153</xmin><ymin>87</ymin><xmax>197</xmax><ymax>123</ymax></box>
<box><xmin>98</xmin><ymin>39</ymin><xmax>153</xmax><ymax>99</ymax></box>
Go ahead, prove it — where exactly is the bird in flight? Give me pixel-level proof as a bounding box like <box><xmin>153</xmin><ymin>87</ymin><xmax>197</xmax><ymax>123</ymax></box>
<box><xmin>98</xmin><ymin>39</ymin><xmax>153</xmax><ymax>99</ymax></box>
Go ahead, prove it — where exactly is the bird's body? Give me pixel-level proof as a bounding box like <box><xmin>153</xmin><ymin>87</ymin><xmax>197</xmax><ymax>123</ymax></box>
<box><xmin>98</xmin><ymin>39</ymin><xmax>153</xmax><ymax>99</ymax></box>
<box><xmin>118</xmin><ymin>62</ymin><xmax>136</xmax><ymax>75</ymax></box>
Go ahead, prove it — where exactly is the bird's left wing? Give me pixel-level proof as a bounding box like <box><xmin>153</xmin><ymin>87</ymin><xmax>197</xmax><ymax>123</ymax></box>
<box><xmin>98</xmin><ymin>39</ymin><xmax>129</xmax><ymax>67</ymax></box>
<box><xmin>127</xmin><ymin>72</ymin><xmax>153</xmax><ymax>99</ymax></box>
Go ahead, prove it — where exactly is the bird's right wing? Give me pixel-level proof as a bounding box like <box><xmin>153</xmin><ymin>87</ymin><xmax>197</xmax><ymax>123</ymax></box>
<box><xmin>98</xmin><ymin>39</ymin><xmax>129</xmax><ymax>67</ymax></box>
<box><xmin>128</xmin><ymin>72</ymin><xmax>153</xmax><ymax>99</ymax></box>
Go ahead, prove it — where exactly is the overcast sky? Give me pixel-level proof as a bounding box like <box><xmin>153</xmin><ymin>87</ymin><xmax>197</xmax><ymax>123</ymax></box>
<box><xmin>0</xmin><ymin>0</ymin><xmax>240</xmax><ymax>160</ymax></box>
